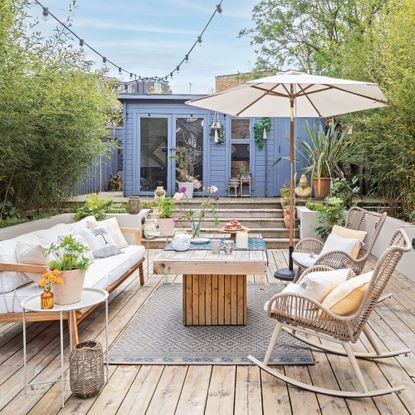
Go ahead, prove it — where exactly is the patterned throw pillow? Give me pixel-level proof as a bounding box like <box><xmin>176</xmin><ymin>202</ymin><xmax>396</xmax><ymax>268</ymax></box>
<box><xmin>79</xmin><ymin>226</ymin><xmax>121</xmax><ymax>259</ymax></box>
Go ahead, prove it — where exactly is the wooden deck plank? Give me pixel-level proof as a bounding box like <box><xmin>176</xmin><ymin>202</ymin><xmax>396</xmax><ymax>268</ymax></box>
<box><xmin>0</xmin><ymin>249</ymin><xmax>415</xmax><ymax>415</ymax></box>
<box><xmin>145</xmin><ymin>365</ymin><xmax>188</xmax><ymax>415</ymax></box>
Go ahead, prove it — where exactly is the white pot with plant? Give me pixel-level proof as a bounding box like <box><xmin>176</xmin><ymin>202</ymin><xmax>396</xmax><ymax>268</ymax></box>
<box><xmin>157</xmin><ymin>197</ymin><xmax>176</xmax><ymax>236</ymax></box>
<box><xmin>172</xmin><ymin>147</ymin><xmax>202</xmax><ymax>199</ymax></box>
<box><xmin>47</xmin><ymin>235</ymin><xmax>91</xmax><ymax>305</ymax></box>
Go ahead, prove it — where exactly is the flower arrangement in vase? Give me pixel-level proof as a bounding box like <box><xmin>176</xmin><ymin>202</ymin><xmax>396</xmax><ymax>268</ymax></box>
<box><xmin>38</xmin><ymin>269</ymin><xmax>63</xmax><ymax>309</ymax></box>
<box><xmin>47</xmin><ymin>235</ymin><xmax>90</xmax><ymax>305</ymax></box>
<box><xmin>173</xmin><ymin>185</ymin><xmax>220</xmax><ymax>238</ymax></box>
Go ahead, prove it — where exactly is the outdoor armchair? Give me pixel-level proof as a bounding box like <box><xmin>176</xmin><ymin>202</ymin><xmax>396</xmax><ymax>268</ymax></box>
<box><xmin>249</xmin><ymin>228</ymin><xmax>411</xmax><ymax>398</ymax></box>
<box><xmin>293</xmin><ymin>207</ymin><xmax>387</xmax><ymax>279</ymax></box>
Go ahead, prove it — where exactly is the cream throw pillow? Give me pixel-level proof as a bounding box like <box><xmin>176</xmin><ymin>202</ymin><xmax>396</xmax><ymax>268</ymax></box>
<box><xmin>332</xmin><ymin>225</ymin><xmax>367</xmax><ymax>259</ymax></box>
<box><xmin>99</xmin><ymin>217</ymin><xmax>128</xmax><ymax>249</ymax></box>
<box><xmin>15</xmin><ymin>240</ymin><xmax>49</xmax><ymax>283</ymax></box>
<box><xmin>319</xmin><ymin>233</ymin><xmax>360</xmax><ymax>259</ymax></box>
<box><xmin>321</xmin><ymin>271</ymin><xmax>373</xmax><ymax>315</ymax></box>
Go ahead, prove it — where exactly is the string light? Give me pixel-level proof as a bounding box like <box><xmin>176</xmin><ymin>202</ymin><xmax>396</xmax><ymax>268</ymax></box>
<box><xmin>33</xmin><ymin>0</ymin><xmax>223</xmax><ymax>82</ymax></box>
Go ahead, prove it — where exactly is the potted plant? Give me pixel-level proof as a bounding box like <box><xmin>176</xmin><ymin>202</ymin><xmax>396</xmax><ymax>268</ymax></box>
<box><xmin>157</xmin><ymin>197</ymin><xmax>176</xmax><ymax>236</ymax></box>
<box><xmin>301</xmin><ymin>121</ymin><xmax>355</xmax><ymax>199</ymax></box>
<box><xmin>239</xmin><ymin>166</ymin><xmax>250</xmax><ymax>179</ymax></box>
<box><xmin>171</xmin><ymin>147</ymin><xmax>202</xmax><ymax>199</ymax></box>
<box><xmin>47</xmin><ymin>235</ymin><xmax>90</xmax><ymax>305</ymax></box>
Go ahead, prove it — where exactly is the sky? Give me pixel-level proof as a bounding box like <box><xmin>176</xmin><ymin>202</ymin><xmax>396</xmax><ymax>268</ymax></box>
<box><xmin>30</xmin><ymin>0</ymin><xmax>259</xmax><ymax>94</ymax></box>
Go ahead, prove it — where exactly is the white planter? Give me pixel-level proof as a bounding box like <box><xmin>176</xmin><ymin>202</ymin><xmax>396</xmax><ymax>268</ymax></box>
<box><xmin>157</xmin><ymin>218</ymin><xmax>175</xmax><ymax>237</ymax></box>
<box><xmin>177</xmin><ymin>182</ymin><xmax>194</xmax><ymax>199</ymax></box>
<box><xmin>296</xmin><ymin>206</ymin><xmax>319</xmax><ymax>239</ymax></box>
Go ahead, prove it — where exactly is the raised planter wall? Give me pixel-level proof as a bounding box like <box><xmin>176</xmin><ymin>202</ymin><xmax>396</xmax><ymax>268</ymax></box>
<box><xmin>296</xmin><ymin>206</ymin><xmax>415</xmax><ymax>282</ymax></box>
<box><xmin>0</xmin><ymin>211</ymin><xmax>150</xmax><ymax>242</ymax></box>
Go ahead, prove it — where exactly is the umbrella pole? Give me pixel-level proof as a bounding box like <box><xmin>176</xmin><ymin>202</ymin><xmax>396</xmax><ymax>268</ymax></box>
<box><xmin>274</xmin><ymin>92</ymin><xmax>296</xmax><ymax>281</ymax></box>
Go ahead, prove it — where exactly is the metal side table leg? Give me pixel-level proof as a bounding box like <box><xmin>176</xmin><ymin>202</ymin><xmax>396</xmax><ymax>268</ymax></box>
<box><xmin>59</xmin><ymin>311</ymin><xmax>64</xmax><ymax>408</ymax></box>
<box><xmin>105</xmin><ymin>298</ymin><xmax>109</xmax><ymax>383</ymax></box>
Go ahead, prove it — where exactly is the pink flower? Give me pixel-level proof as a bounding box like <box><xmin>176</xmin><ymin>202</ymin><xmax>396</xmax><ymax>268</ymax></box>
<box><xmin>179</xmin><ymin>186</ymin><xmax>187</xmax><ymax>193</ymax></box>
<box><xmin>208</xmin><ymin>185</ymin><xmax>218</xmax><ymax>193</ymax></box>
<box><xmin>215</xmin><ymin>196</ymin><xmax>220</xmax><ymax>201</ymax></box>
<box><xmin>173</xmin><ymin>192</ymin><xmax>184</xmax><ymax>201</ymax></box>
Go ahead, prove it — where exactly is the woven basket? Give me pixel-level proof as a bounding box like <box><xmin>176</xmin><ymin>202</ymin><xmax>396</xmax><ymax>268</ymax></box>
<box><xmin>69</xmin><ymin>340</ymin><xmax>104</xmax><ymax>398</ymax></box>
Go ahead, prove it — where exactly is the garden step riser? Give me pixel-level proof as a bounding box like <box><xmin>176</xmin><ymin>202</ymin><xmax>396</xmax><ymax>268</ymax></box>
<box><xmin>173</xmin><ymin>227</ymin><xmax>291</xmax><ymax>238</ymax></box>
<box><xmin>150</xmin><ymin>210</ymin><xmax>284</xmax><ymax>219</ymax></box>
<box><xmin>173</xmin><ymin>219</ymin><xmax>285</xmax><ymax>228</ymax></box>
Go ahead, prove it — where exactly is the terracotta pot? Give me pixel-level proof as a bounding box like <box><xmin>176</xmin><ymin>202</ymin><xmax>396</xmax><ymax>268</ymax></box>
<box><xmin>313</xmin><ymin>177</ymin><xmax>331</xmax><ymax>200</ymax></box>
<box><xmin>283</xmin><ymin>206</ymin><xmax>296</xmax><ymax>229</ymax></box>
<box><xmin>54</xmin><ymin>269</ymin><xmax>85</xmax><ymax>305</ymax></box>
<box><xmin>157</xmin><ymin>218</ymin><xmax>175</xmax><ymax>237</ymax></box>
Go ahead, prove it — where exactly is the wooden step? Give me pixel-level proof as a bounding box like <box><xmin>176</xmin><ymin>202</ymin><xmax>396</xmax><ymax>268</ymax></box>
<box><xmin>150</xmin><ymin>208</ymin><xmax>284</xmax><ymax>219</ymax></box>
<box><xmin>174</xmin><ymin>217</ymin><xmax>285</xmax><ymax>228</ymax></box>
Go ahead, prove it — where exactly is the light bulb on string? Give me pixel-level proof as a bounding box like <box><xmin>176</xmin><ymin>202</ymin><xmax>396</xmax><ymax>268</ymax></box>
<box><xmin>42</xmin><ymin>6</ymin><xmax>49</xmax><ymax>20</ymax></box>
<box><xmin>185</xmin><ymin>54</ymin><xmax>189</xmax><ymax>63</ymax></box>
<box><xmin>118</xmin><ymin>67</ymin><xmax>122</xmax><ymax>74</ymax></box>
<box><xmin>79</xmin><ymin>39</ymin><xmax>84</xmax><ymax>47</ymax></box>
<box><xmin>216</xmin><ymin>4</ymin><xmax>222</xmax><ymax>14</ymax></box>
<box><xmin>197</xmin><ymin>36</ymin><xmax>202</xmax><ymax>46</ymax></box>
<box><xmin>176</xmin><ymin>66</ymin><xmax>180</xmax><ymax>73</ymax></box>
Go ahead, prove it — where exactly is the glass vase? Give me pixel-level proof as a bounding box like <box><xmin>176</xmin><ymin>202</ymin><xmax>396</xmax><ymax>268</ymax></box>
<box><xmin>41</xmin><ymin>289</ymin><xmax>54</xmax><ymax>310</ymax></box>
<box><xmin>191</xmin><ymin>222</ymin><xmax>201</xmax><ymax>238</ymax></box>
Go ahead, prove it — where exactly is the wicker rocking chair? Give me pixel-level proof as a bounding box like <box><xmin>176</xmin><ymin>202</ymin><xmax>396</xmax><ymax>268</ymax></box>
<box><xmin>293</xmin><ymin>207</ymin><xmax>387</xmax><ymax>280</ymax></box>
<box><xmin>249</xmin><ymin>229</ymin><xmax>411</xmax><ymax>398</ymax></box>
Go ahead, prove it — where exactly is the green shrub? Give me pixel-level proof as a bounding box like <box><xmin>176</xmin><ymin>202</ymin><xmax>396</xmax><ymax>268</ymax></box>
<box><xmin>314</xmin><ymin>197</ymin><xmax>346</xmax><ymax>240</ymax></box>
<box><xmin>329</xmin><ymin>176</ymin><xmax>360</xmax><ymax>208</ymax></box>
<box><xmin>157</xmin><ymin>197</ymin><xmax>176</xmax><ymax>219</ymax></box>
<box><xmin>75</xmin><ymin>195</ymin><xmax>113</xmax><ymax>221</ymax></box>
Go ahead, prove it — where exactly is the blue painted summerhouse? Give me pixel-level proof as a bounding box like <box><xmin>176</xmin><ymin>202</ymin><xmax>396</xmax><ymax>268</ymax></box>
<box><xmin>118</xmin><ymin>94</ymin><xmax>315</xmax><ymax>197</ymax></box>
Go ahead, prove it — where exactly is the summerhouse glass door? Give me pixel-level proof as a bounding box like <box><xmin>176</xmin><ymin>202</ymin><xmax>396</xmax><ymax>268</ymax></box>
<box><xmin>139</xmin><ymin>116</ymin><xmax>171</xmax><ymax>194</ymax></box>
<box><xmin>171</xmin><ymin>117</ymin><xmax>204</xmax><ymax>192</ymax></box>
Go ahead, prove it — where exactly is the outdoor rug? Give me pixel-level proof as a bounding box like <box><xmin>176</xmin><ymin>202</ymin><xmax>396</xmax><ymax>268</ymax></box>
<box><xmin>107</xmin><ymin>284</ymin><xmax>314</xmax><ymax>365</ymax></box>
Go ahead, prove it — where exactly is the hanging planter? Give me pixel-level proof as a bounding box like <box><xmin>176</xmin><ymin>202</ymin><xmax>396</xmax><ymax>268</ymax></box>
<box><xmin>209</xmin><ymin>113</ymin><xmax>225</xmax><ymax>144</ymax></box>
<box><xmin>253</xmin><ymin>117</ymin><xmax>271</xmax><ymax>150</ymax></box>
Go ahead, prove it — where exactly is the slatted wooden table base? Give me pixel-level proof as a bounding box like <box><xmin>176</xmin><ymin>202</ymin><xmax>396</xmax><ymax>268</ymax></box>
<box><xmin>183</xmin><ymin>274</ymin><xmax>246</xmax><ymax>326</ymax></box>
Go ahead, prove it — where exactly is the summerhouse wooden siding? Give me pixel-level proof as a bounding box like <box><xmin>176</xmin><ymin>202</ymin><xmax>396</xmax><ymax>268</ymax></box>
<box><xmin>120</xmin><ymin>96</ymin><xmax>316</xmax><ymax>197</ymax></box>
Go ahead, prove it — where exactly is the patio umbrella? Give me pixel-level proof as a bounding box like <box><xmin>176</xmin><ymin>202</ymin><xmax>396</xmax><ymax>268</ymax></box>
<box><xmin>186</xmin><ymin>70</ymin><xmax>387</xmax><ymax>280</ymax></box>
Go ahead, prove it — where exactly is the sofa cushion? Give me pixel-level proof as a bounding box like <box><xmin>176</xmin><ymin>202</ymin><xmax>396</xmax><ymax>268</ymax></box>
<box><xmin>98</xmin><ymin>217</ymin><xmax>128</xmax><ymax>249</ymax></box>
<box><xmin>15</xmin><ymin>240</ymin><xmax>49</xmax><ymax>283</ymax></box>
<box><xmin>0</xmin><ymin>245</ymin><xmax>145</xmax><ymax>313</ymax></box>
<box><xmin>68</xmin><ymin>216</ymin><xmax>98</xmax><ymax>233</ymax></box>
<box><xmin>79</xmin><ymin>226</ymin><xmax>121</xmax><ymax>259</ymax></box>
<box><xmin>0</xmin><ymin>233</ymin><xmax>40</xmax><ymax>293</ymax></box>
<box><xmin>319</xmin><ymin>233</ymin><xmax>360</xmax><ymax>258</ymax></box>
<box><xmin>34</xmin><ymin>223</ymin><xmax>71</xmax><ymax>247</ymax></box>
<box><xmin>332</xmin><ymin>225</ymin><xmax>367</xmax><ymax>259</ymax></box>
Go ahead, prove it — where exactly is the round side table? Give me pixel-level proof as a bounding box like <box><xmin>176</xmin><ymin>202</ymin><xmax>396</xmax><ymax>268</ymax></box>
<box><xmin>21</xmin><ymin>288</ymin><xmax>109</xmax><ymax>408</ymax></box>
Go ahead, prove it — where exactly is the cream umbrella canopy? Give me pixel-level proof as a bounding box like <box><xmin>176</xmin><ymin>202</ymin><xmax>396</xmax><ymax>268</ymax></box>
<box><xmin>186</xmin><ymin>70</ymin><xmax>387</xmax><ymax>280</ymax></box>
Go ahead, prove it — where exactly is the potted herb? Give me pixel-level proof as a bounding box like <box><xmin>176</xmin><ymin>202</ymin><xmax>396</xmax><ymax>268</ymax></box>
<box><xmin>301</xmin><ymin>121</ymin><xmax>355</xmax><ymax>199</ymax></box>
<box><xmin>47</xmin><ymin>235</ymin><xmax>90</xmax><ymax>305</ymax></box>
<box><xmin>157</xmin><ymin>197</ymin><xmax>176</xmax><ymax>236</ymax></box>
<box><xmin>75</xmin><ymin>194</ymin><xmax>113</xmax><ymax>221</ymax></box>
<box><xmin>171</xmin><ymin>147</ymin><xmax>202</xmax><ymax>199</ymax></box>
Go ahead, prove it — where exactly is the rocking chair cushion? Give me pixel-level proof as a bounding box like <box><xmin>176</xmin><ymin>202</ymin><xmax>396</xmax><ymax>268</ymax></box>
<box><xmin>332</xmin><ymin>225</ymin><xmax>367</xmax><ymax>259</ymax></box>
<box><xmin>292</xmin><ymin>252</ymin><xmax>318</xmax><ymax>268</ymax></box>
<box><xmin>321</xmin><ymin>271</ymin><xmax>372</xmax><ymax>315</ymax></box>
<box><xmin>319</xmin><ymin>233</ymin><xmax>360</xmax><ymax>258</ymax></box>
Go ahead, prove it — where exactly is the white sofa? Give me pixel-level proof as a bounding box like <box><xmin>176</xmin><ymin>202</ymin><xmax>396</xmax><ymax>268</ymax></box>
<box><xmin>0</xmin><ymin>213</ymin><xmax>146</xmax><ymax>343</ymax></box>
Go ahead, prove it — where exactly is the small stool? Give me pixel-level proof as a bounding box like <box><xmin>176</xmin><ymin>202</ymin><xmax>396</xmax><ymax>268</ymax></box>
<box><xmin>240</xmin><ymin>175</ymin><xmax>252</xmax><ymax>197</ymax></box>
<box><xmin>228</xmin><ymin>178</ymin><xmax>240</xmax><ymax>197</ymax></box>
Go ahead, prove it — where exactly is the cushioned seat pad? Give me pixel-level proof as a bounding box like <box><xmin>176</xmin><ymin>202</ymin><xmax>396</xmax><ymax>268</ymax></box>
<box><xmin>292</xmin><ymin>252</ymin><xmax>318</xmax><ymax>268</ymax></box>
<box><xmin>0</xmin><ymin>245</ymin><xmax>145</xmax><ymax>313</ymax></box>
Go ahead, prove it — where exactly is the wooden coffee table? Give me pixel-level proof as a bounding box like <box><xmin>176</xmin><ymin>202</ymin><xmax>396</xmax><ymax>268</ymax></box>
<box><xmin>153</xmin><ymin>248</ymin><xmax>267</xmax><ymax>326</ymax></box>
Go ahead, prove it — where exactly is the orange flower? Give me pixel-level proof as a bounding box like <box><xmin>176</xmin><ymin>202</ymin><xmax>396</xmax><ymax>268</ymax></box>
<box><xmin>56</xmin><ymin>277</ymin><xmax>63</xmax><ymax>285</ymax></box>
<box><xmin>39</xmin><ymin>279</ymin><xmax>46</xmax><ymax>288</ymax></box>
<box><xmin>52</xmin><ymin>269</ymin><xmax>61</xmax><ymax>276</ymax></box>
<box><xmin>41</xmin><ymin>272</ymin><xmax>50</xmax><ymax>279</ymax></box>
<box><xmin>48</xmin><ymin>275</ymin><xmax>57</xmax><ymax>283</ymax></box>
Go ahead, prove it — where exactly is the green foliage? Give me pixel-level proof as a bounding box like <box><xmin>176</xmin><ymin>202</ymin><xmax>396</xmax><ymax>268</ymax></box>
<box><xmin>329</xmin><ymin>176</ymin><xmax>360</xmax><ymax>208</ymax></box>
<box><xmin>253</xmin><ymin>117</ymin><xmax>271</xmax><ymax>150</ymax></box>
<box><xmin>1</xmin><ymin>201</ymin><xmax>20</xmax><ymax>221</ymax></box>
<box><xmin>301</xmin><ymin>121</ymin><xmax>356</xmax><ymax>181</ymax></box>
<box><xmin>308</xmin><ymin>197</ymin><xmax>346</xmax><ymax>240</ymax></box>
<box><xmin>157</xmin><ymin>197</ymin><xmax>176</xmax><ymax>218</ymax></box>
<box><xmin>48</xmin><ymin>235</ymin><xmax>90</xmax><ymax>272</ymax></box>
<box><xmin>75</xmin><ymin>195</ymin><xmax>113</xmax><ymax>221</ymax></box>
<box><xmin>241</xmin><ymin>0</ymin><xmax>415</xmax><ymax>218</ymax></box>
<box><xmin>0</xmin><ymin>0</ymin><xmax>119</xmax><ymax>214</ymax></box>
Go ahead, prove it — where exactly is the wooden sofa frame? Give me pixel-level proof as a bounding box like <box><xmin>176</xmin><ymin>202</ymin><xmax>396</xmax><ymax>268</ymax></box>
<box><xmin>0</xmin><ymin>227</ymin><xmax>144</xmax><ymax>345</ymax></box>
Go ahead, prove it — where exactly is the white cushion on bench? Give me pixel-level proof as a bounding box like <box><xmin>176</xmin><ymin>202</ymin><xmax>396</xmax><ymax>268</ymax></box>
<box><xmin>0</xmin><ymin>244</ymin><xmax>145</xmax><ymax>313</ymax></box>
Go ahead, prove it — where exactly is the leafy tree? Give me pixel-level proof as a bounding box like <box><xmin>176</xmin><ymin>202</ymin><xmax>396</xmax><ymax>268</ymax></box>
<box><xmin>0</xmin><ymin>0</ymin><xmax>120</xmax><ymax>215</ymax></box>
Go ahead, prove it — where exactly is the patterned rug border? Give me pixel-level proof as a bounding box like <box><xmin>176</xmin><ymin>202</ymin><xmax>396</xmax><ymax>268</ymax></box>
<box><xmin>107</xmin><ymin>283</ymin><xmax>314</xmax><ymax>366</ymax></box>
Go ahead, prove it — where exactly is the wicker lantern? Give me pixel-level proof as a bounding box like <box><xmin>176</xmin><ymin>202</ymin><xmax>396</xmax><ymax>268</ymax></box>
<box><xmin>69</xmin><ymin>341</ymin><xmax>104</xmax><ymax>398</ymax></box>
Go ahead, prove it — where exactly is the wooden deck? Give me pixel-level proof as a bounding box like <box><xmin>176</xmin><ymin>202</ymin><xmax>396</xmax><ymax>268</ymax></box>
<box><xmin>1</xmin><ymin>249</ymin><xmax>415</xmax><ymax>414</ymax></box>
